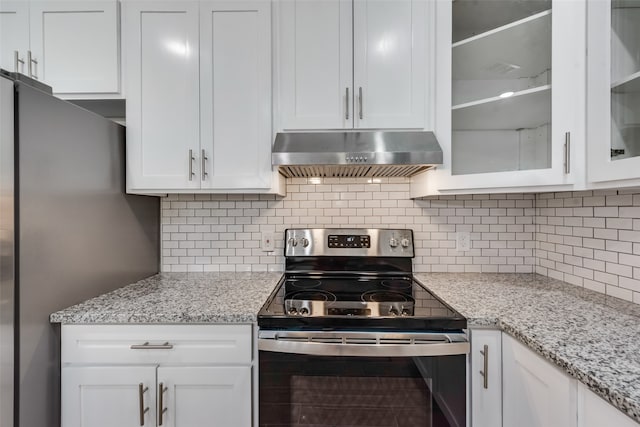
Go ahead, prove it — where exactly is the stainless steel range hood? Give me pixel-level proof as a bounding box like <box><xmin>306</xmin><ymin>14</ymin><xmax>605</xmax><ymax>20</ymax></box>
<box><xmin>272</xmin><ymin>131</ymin><xmax>443</xmax><ymax>178</ymax></box>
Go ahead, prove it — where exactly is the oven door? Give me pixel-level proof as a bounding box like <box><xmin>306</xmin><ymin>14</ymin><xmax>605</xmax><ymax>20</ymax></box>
<box><xmin>258</xmin><ymin>331</ymin><xmax>469</xmax><ymax>427</ymax></box>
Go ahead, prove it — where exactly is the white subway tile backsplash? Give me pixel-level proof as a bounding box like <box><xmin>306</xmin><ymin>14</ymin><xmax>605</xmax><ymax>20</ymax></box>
<box><xmin>535</xmin><ymin>189</ymin><xmax>640</xmax><ymax>304</ymax></box>
<box><xmin>160</xmin><ymin>180</ymin><xmax>640</xmax><ymax>305</ymax></box>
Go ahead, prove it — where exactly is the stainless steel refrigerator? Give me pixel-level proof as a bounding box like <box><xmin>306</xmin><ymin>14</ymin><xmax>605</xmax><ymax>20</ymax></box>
<box><xmin>0</xmin><ymin>71</ymin><xmax>160</xmax><ymax>427</ymax></box>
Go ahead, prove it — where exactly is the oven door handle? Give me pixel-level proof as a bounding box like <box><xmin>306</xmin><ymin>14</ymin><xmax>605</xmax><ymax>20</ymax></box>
<box><xmin>258</xmin><ymin>338</ymin><xmax>469</xmax><ymax>357</ymax></box>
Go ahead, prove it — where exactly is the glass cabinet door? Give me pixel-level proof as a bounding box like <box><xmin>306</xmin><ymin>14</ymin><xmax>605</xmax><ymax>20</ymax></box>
<box><xmin>587</xmin><ymin>0</ymin><xmax>640</xmax><ymax>184</ymax></box>
<box><xmin>430</xmin><ymin>0</ymin><xmax>583</xmax><ymax>193</ymax></box>
<box><xmin>611</xmin><ymin>0</ymin><xmax>640</xmax><ymax>162</ymax></box>
<box><xmin>451</xmin><ymin>0</ymin><xmax>552</xmax><ymax>176</ymax></box>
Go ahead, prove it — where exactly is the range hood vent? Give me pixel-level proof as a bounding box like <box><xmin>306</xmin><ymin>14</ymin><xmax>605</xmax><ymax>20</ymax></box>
<box><xmin>272</xmin><ymin>131</ymin><xmax>443</xmax><ymax>178</ymax></box>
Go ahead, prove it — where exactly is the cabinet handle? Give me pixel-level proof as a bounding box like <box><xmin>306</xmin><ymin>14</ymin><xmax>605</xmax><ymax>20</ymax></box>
<box><xmin>564</xmin><ymin>132</ymin><xmax>570</xmax><ymax>174</ymax></box>
<box><xmin>201</xmin><ymin>149</ymin><xmax>208</xmax><ymax>180</ymax></box>
<box><xmin>479</xmin><ymin>344</ymin><xmax>488</xmax><ymax>389</ymax></box>
<box><xmin>138</xmin><ymin>383</ymin><xmax>149</xmax><ymax>426</ymax></box>
<box><xmin>14</xmin><ymin>51</ymin><xmax>24</xmax><ymax>73</ymax></box>
<box><xmin>130</xmin><ymin>341</ymin><xmax>174</xmax><ymax>350</ymax></box>
<box><xmin>345</xmin><ymin>87</ymin><xmax>350</xmax><ymax>120</ymax></box>
<box><xmin>358</xmin><ymin>87</ymin><xmax>363</xmax><ymax>120</ymax></box>
<box><xmin>188</xmin><ymin>149</ymin><xmax>195</xmax><ymax>181</ymax></box>
<box><xmin>27</xmin><ymin>51</ymin><xmax>38</xmax><ymax>80</ymax></box>
<box><xmin>158</xmin><ymin>382</ymin><xmax>168</xmax><ymax>425</ymax></box>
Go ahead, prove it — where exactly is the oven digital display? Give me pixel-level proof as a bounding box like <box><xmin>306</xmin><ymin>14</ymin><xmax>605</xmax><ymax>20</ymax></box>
<box><xmin>328</xmin><ymin>235</ymin><xmax>371</xmax><ymax>248</ymax></box>
<box><xmin>327</xmin><ymin>308</ymin><xmax>371</xmax><ymax>316</ymax></box>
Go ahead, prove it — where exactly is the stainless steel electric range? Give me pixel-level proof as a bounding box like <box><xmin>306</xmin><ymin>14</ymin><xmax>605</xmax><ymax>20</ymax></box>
<box><xmin>258</xmin><ymin>228</ymin><xmax>469</xmax><ymax>427</ymax></box>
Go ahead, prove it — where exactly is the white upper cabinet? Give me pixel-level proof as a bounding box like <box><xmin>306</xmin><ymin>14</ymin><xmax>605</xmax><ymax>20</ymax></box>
<box><xmin>277</xmin><ymin>0</ymin><xmax>427</xmax><ymax>131</ymax></box>
<box><xmin>30</xmin><ymin>1</ymin><xmax>120</xmax><ymax>96</ymax></box>
<box><xmin>124</xmin><ymin>0</ymin><xmax>201</xmax><ymax>191</ymax></box>
<box><xmin>124</xmin><ymin>0</ymin><xmax>281</xmax><ymax>194</ymax></box>
<box><xmin>0</xmin><ymin>0</ymin><xmax>121</xmax><ymax>99</ymax></box>
<box><xmin>200</xmin><ymin>0</ymin><xmax>272</xmax><ymax>189</ymax></box>
<box><xmin>412</xmin><ymin>0</ymin><xmax>586</xmax><ymax>196</ymax></box>
<box><xmin>353</xmin><ymin>0</ymin><xmax>426</xmax><ymax>129</ymax></box>
<box><xmin>0</xmin><ymin>1</ymin><xmax>30</xmax><ymax>74</ymax></box>
<box><xmin>587</xmin><ymin>0</ymin><xmax>640</xmax><ymax>187</ymax></box>
<box><xmin>278</xmin><ymin>0</ymin><xmax>352</xmax><ymax>130</ymax></box>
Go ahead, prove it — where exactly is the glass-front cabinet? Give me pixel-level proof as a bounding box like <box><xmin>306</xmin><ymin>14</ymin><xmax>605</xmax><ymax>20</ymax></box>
<box><xmin>413</xmin><ymin>0</ymin><xmax>585</xmax><ymax>195</ymax></box>
<box><xmin>588</xmin><ymin>0</ymin><xmax>640</xmax><ymax>185</ymax></box>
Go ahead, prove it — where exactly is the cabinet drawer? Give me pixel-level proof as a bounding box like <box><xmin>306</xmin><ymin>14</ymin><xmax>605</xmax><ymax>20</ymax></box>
<box><xmin>62</xmin><ymin>324</ymin><xmax>252</xmax><ymax>365</ymax></box>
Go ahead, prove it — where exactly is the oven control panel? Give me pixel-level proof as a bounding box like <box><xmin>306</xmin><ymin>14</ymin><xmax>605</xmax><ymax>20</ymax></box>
<box><xmin>328</xmin><ymin>234</ymin><xmax>371</xmax><ymax>248</ymax></box>
<box><xmin>285</xmin><ymin>228</ymin><xmax>414</xmax><ymax>257</ymax></box>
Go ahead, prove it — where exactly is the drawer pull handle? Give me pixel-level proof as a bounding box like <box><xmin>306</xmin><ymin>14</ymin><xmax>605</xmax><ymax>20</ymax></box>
<box><xmin>138</xmin><ymin>383</ymin><xmax>149</xmax><ymax>426</ymax></box>
<box><xmin>130</xmin><ymin>342</ymin><xmax>174</xmax><ymax>350</ymax></box>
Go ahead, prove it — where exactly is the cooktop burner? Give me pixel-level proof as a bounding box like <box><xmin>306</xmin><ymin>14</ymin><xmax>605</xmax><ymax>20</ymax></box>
<box><xmin>286</xmin><ymin>278</ymin><xmax>322</xmax><ymax>289</ymax></box>
<box><xmin>287</xmin><ymin>290</ymin><xmax>336</xmax><ymax>302</ymax></box>
<box><xmin>361</xmin><ymin>290</ymin><xmax>410</xmax><ymax>303</ymax></box>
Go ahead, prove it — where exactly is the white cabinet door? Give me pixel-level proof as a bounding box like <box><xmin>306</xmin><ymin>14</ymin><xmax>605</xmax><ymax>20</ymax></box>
<box><xmin>353</xmin><ymin>0</ymin><xmax>426</xmax><ymax>129</ymax></box>
<box><xmin>29</xmin><ymin>0</ymin><xmax>120</xmax><ymax>96</ymax></box>
<box><xmin>158</xmin><ymin>366</ymin><xmax>252</xmax><ymax>427</ymax></box>
<box><xmin>587</xmin><ymin>0</ymin><xmax>640</xmax><ymax>186</ymax></box>
<box><xmin>123</xmin><ymin>0</ymin><xmax>201</xmax><ymax>192</ymax></box>
<box><xmin>200</xmin><ymin>0</ymin><xmax>272</xmax><ymax>189</ymax></box>
<box><xmin>416</xmin><ymin>0</ymin><xmax>585</xmax><ymax>195</ymax></box>
<box><xmin>502</xmin><ymin>334</ymin><xmax>577</xmax><ymax>427</ymax></box>
<box><xmin>278</xmin><ymin>0</ymin><xmax>352</xmax><ymax>130</ymax></box>
<box><xmin>62</xmin><ymin>366</ymin><xmax>157</xmax><ymax>427</ymax></box>
<box><xmin>470</xmin><ymin>329</ymin><xmax>502</xmax><ymax>427</ymax></box>
<box><xmin>577</xmin><ymin>383</ymin><xmax>639</xmax><ymax>427</ymax></box>
<box><xmin>0</xmin><ymin>1</ymin><xmax>29</xmax><ymax>74</ymax></box>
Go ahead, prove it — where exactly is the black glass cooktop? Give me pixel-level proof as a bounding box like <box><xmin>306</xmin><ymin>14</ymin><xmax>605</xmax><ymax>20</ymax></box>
<box><xmin>258</xmin><ymin>274</ymin><xmax>467</xmax><ymax>331</ymax></box>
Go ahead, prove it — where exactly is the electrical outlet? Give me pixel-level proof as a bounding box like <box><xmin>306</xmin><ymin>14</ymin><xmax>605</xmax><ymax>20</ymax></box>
<box><xmin>456</xmin><ymin>232</ymin><xmax>470</xmax><ymax>252</ymax></box>
<box><xmin>261</xmin><ymin>232</ymin><xmax>275</xmax><ymax>252</ymax></box>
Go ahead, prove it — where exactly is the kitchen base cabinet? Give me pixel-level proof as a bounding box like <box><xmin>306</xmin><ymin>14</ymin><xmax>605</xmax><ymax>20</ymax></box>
<box><xmin>159</xmin><ymin>366</ymin><xmax>251</xmax><ymax>427</ymax></box>
<box><xmin>470</xmin><ymin>329</ymin><xmax>502</xmax><ymax>427</ymax></box>
<box><xmin>62</xmin><ymin>366</ymin><xmax>157</xmax><ymax>427</ymax></box>
<box><xmin>61</xmin><ymin>324</ymin><xmax>253</xmax><ymax>427</ymax></box>
<box><xmin>502</xmin><ymin>334</ymin><xmax>577</xmax><ymax>427</ymax></box>
<box><xmin>578</xmin><ymin>383</ymin><xmax>639</xmax><ymax>427</ymax></box>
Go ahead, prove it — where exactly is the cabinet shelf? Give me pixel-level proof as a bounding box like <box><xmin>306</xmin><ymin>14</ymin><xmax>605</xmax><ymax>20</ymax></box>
<box><xmin>453</xmin><ymin>10</ymin><xmax>551</xmax><ymax>81</ymax></box>
<box><xmin>452</xmin><ymin>85</ymin><xmax>551</xmax><ymax>130</ymax></box>
<box><xmin>452</xmin><ymin>0</ymin><xmax>551</xmax><ymax>43</ymax></box>
<box><xmin>612</xmin><ymin>71</ymin><xmax>640</xmax><ymax>93</ymax></box>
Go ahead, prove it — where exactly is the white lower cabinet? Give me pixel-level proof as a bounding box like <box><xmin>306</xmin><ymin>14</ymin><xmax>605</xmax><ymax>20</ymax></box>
<box><xmin>61</xmin><ymin>324</ymin><xmax>253</xmax><ymax>427</ymax></box>
<box><xmin>470</xmin><ymin>329</ymin><xmax>502</xmax><ymax>427</ymax></box>
<box><xmin>578</xmin><ymin>383</ymin><xmax>639</xmax><ymax>427</ymax></box>
<box><xmin>158</xmin><ymin>366</ymin><xmax>251</xmax><ymax>427</ymax></box>
<box><xmin>502</xmin><ymin>334</ymin><xmax>577</xmax><ymax>427</ymax></box>
<box><xmin>63</xmin><ymin>366</ymin><xmax>158</xmax><ymax>427</ymax></box>
<box><xmin>470</xmin><ymin>332</ymin><xmax>639</xmax><ymax>427</ymax></box>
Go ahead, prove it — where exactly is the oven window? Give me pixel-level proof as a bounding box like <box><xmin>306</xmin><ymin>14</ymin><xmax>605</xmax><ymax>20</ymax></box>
<box><xmin>259</xmin><ymin>351</ymin><xmax>466</xmax><ymax>427</ymax></box>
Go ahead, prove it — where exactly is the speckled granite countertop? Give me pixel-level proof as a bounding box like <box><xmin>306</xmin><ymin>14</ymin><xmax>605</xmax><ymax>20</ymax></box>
<box><xmin>50</xmin><ymin>272</ymin><xmax>282</xmax><ymax>324</ymax></box>
<box><xmin>51</xmin><ymin>272</ymin><xmax>640</xmax><ymax>423</ymax></box>
<box><xmin>416</xmin><ymin>273</ymin><xmax>640</xmax><ymax>424</ymax></box>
